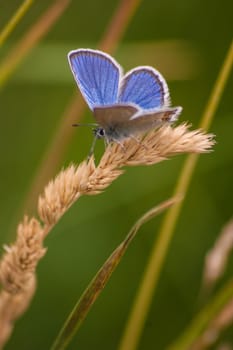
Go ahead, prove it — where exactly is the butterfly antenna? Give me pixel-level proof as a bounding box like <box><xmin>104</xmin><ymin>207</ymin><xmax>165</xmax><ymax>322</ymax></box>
<box><xmin>72</xmin><ymin>123</ymin><xmax>98</xmax><ymax>127</ymax></box>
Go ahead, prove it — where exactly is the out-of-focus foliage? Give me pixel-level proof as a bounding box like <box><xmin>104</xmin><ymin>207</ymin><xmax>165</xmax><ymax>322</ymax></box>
<box><xmin>0</xmin><ymin>0</ymin><xmax>232</xmax><ymax>349</ymax></box>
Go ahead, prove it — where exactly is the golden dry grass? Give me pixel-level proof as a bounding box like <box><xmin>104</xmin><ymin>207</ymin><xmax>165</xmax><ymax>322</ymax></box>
<box><xmin>0</xmin><ymin>123</ymin><xmax>214</xmax><ymax>348</ymax></box>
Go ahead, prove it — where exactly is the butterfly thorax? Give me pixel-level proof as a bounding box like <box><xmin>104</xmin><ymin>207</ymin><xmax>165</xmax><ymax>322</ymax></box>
<box><xmin>93</xmin><ymin>124</ymin><xmax>130</xmax><ymax>143</ymax></box>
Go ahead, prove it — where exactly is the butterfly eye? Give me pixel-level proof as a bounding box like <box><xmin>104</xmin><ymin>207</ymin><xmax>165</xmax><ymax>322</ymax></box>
<box><xmin>93</xmin><ymin>127</ymin><xmax>105</xmax><ymax>139</ymax></box>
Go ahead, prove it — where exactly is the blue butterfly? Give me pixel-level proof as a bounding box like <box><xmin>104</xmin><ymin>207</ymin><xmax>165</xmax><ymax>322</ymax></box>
<box><xmin>68</xmin><ymin>48</ymin><xmax>182</xmax><ymax>144</ymax></box>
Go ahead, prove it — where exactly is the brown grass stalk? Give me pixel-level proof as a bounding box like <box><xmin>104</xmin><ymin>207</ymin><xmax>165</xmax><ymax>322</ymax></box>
<box><xmin>191</xmin><ymin>298</ymin><xmax>233</xmax><ymax>350</ymax></box>
<box><xmin>51</xmin><ymin>197</ymin><xmax>180</xmax><ymax>350</ymax></box>
<box><xmin>0</xmin><ymin>0</ymin><xmax>71</xmax><ymax>89</ymax></box>
<box><xmin>202</xmin><ymin>219</ymin><xmax>233</xmax><ymax>292</ymax></box>
<box><xmin>0</xmin><ymin>0</ymin><xmax>34</xmax><ymax>48</ymax></box>
<box><xmin>0</xmin><ymin>124</ymin><xmax>214</xmax><ymax>348</ymax></box>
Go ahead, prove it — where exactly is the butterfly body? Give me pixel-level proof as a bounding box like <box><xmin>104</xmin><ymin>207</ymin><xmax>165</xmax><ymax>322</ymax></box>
<box><xmin>93</xmin><ymin>104</ymin><xmax>137</xmax><ymax>141</ymax></box>
<box><xmin>68</xmin><ymin>49</ymin><xmax>182</xmax><ymax>143</ymax></box>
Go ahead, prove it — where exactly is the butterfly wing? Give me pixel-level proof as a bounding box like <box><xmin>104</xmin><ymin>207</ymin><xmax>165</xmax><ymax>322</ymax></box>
<box><xmin>68</xmin><ymin>49</ymin><xmax>122</xmax><ymax>110</ymax></box>
<box><xmin>125</xmin><ymin>106</ymin><xmax>182</xmax><ymax>134</ymax></box>
<box><xmin>93</xmin><ymin>105</ymin><xmax>181</xmax><ymax>141</ymax></box>
<box><xmin>118</xmin><ymin>67</ymin><xmax>170</xmax><ymax>109</ymax></box>
<box><xmin>94</xmin><ymin>104</ymin><xmax>138</xmax><ymax>127</ymax></box>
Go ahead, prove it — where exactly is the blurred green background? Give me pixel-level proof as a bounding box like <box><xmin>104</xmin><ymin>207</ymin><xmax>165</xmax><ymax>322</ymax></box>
<box><xmin>0</xmin><ymin>0</ymin><xmax>233</xmax><ymax>349</ymax></box>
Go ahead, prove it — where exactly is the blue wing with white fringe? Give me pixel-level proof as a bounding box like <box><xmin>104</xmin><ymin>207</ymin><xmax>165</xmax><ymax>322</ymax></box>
<box><xmin>68</xmin><ymin>49</ymin><xmax>121</xmax><ymax>110</ymax></box>
<box><xmin>118</xmin><ymin>67</ymin><xmax>170</xmax><ymax>109</ymax></box>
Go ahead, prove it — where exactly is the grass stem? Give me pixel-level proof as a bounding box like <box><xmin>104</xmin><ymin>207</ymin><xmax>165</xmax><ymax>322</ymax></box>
<box><xmin>0</xmin><ymin>0</ymin><xmax>34</xmax><ymax>47</ymax></box>
<box><xmin>118</xmin><ymin>39</ymin><xmax>233</xmax><ymax>350</ymax></box>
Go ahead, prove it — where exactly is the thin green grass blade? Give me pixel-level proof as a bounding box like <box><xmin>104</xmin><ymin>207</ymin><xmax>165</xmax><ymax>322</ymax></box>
<box><xmin>50</xmin><ymin>197</ymin><xmax>181</xmax><ymax>350</ymax></box>
<box><xmin>0</xmin><ymin>0</ymin><xmax>70</xmax><ymax>89</ymax></box>
<box><xmin>118</xmin><ymin>39</ymin><xmax>233</xmax><ymax>350</ymax></box>
<box><xmin>168</xmin><ymin>279</ymin><xmax>233</xmax><ymax>350</ymax></box>
<box><xmin>0</xmin><ymin>0</ymin><xmax>34</xmax><ymax>47</ymax></box>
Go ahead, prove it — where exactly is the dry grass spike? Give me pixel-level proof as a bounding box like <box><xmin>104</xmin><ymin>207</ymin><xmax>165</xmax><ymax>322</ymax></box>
<box><xmin>0</xmin><ymin>123</ymin><xmax>214</xmax><ymax>348</ymax></box>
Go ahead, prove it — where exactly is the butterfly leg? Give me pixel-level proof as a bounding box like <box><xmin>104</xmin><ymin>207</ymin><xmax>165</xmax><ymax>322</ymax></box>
<box><xmin>129</xmin><ymin>135</ymin><xmax>148</xmax><ymax>150</ymax></box>
<box><xmin>104</xmin><ymin>137</ymin><xmax>126</xmax><ymax>152</ymax></box>
<box><xmin>104</xmin><ymin>137</ymin><xmax>109</xmax><ymax>149</ymax></box>
<box><xmin>87</xmin><ymin>134</ymin><xmax>98</xmax><ymax>161</ymax></box>
<box><xmin>114</xmin><ymin>139</ymin><xmax>127</xmax><ymax>152</ymax></box>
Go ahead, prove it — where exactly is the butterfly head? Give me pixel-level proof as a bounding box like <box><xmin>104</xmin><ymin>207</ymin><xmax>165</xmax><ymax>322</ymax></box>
<box><xmin>93</xmin><ymin>126</ymin><xmax>105</xmax><ymax>139</ymax></box>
